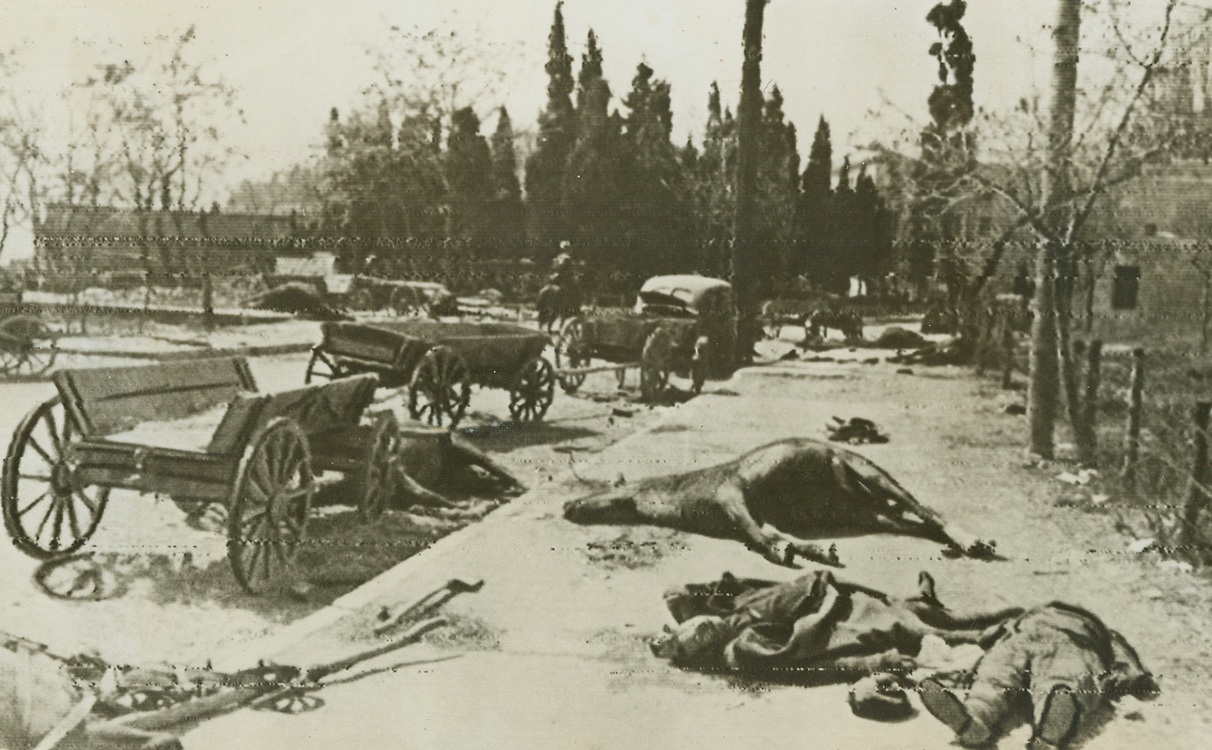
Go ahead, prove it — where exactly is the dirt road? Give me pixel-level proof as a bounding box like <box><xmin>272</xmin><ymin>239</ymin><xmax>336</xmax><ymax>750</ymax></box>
<box><xmin>0</xmin><ymin>349</ymin><xmax>667</xmax><ymax>667</ymax></box>
<box><xmin>176</xmin><ymin>347</ymin><xmax>1212</xmax><ymax>750</ymax></box>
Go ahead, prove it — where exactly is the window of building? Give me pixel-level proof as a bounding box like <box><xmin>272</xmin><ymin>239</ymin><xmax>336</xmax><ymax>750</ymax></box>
<box><xmin>1111</xmin><ymin>265</ymin><xmax>1140</xmax><ymax>310</ymax></box>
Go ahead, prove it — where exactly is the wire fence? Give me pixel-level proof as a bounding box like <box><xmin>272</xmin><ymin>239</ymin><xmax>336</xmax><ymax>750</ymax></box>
<box><xmin>985</xmin><ymin>333</ymin><xmax>1212</xmax><ymax>565</ymax></box>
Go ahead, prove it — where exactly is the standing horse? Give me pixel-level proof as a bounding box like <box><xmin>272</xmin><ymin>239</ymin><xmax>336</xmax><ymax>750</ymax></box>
<box><xmin>537</xmin><ymin>280</ymin><xmax>582</xmax><ymax>333</ymax></box>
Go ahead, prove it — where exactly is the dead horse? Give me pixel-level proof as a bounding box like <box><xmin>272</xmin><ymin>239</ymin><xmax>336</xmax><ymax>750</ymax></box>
<box><xmin>563</xmin><ymin>437</ymin><xmax>996</xmax><ymax>567</ymax></box>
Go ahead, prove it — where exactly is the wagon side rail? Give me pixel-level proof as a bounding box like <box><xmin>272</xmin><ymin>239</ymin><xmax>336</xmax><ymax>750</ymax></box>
<box><xmin>54</xmin><ymin>357</ymin><xmax>257</xmax><ymax>439</ymax></box>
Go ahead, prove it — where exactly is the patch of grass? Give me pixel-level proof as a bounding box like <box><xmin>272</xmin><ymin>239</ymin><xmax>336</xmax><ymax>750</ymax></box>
<box><xmin>1090</xmin><ymin>346</ymin><xmax>1212</xmax><ymax>565</ymax></box>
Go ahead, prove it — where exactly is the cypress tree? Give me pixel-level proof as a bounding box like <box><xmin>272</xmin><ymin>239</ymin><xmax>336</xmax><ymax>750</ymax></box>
<box><xmin>490</xmin><ymin>106</ymin><xmax>525</xmax><ymax>254</ymax></box>
<box><xmin>525</xmin><ymin>1</ymin><xmax>577</xmax><ymax>252</ymax></box>
<box><xmin>622</xmin><ymin>63</ymin><xmax>691</xmax><ymax>275</ymax></box>
<box><xmin>563</xmin><ymin>74</ymin><xmax>624</xmax><ymax>271</ymax></box>
<box><xmin>446</xmin><ymin>106</ymin><xmax>494</xmax><ymax>251</ymax></box>
<box><xmin>794</xmin><ymin>116</ymin><xmax>833</xmax><ymax>281</ymax></box>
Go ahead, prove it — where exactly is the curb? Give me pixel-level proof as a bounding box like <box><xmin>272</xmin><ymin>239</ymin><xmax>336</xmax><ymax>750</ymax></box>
<box><xmin>55</xmin><ymin>342</ymin><xmax>314</xmax><ymax>360</ymax></box>
<box><xmin>207</xmin><ymin>374</ymin><xmax>720</xmax><ymax>673</ymax></box>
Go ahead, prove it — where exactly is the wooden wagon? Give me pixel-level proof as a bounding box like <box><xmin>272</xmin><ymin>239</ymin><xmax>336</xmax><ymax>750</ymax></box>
<box><xmin>305</xmin><ymin>320</ymin><xmax>555</xmax><ymax>428</ymax></box>
<box><xmin>0</xmin><ymin>289</ymin><xmax>58</xmax><ymax>377</ymax></box>
<box><xmin>555</xmin><ymin>275</ymin><xmax>735</xmax><ymax>401</ymax></box>
<box><xmin>0</xmin><ymin>358</ymin><xmax>400</xmax><ymax>593</ymax></box>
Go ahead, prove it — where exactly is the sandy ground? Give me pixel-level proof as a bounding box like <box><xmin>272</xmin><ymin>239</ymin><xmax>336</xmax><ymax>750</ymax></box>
<box><xmin>0</xmin><ymin>348</ymin><xmax>671</xmax><ymax>667</ymax></box>
<box><xmin>3</xmin><ymin>321</ymin><xmax>1209</xmax><ymax>749</ymax></box>
<box><xmin>164</xmin><ymin>332</ymin><xmax>1212</xmax><ymax>750</ymax></box>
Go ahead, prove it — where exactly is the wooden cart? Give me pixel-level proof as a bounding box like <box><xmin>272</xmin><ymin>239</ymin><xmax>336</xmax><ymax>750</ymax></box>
<box><xmin>0</xmin><ymin>289</ymin><xmax>58</xmax><ymax>378</ymax></box>
<box><xmin>554</xmin><ymin>275</ymin><xmax>735</xmax><ymax>402</ymax></box>
<box><xmin>305</xmin><ymin>320</ymin><xmax>555</xmax><ymax>428</ymax></box>
<box><xmin>0</xmin><ymin>357</ymin><xmax>397</xmax><ymax>593</ymax></box>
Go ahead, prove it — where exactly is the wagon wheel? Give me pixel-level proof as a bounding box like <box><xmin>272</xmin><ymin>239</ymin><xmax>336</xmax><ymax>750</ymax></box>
<box><xmin>346</xmin><ymin>289</ymin><xmax>374</xmax><ymax>312</ymax></box>
<box><xmin>509</xmin><ymin>356</ymin><xmax>556</xmax><ymax>422</ymax></box>
<box><xmin>554</xmin><ymin>317</ymin><xmax>590</xmax><ymax>393</ymax></box>
<box><xmin>0</xmin><ymin>316</ymin><xmax>58</xmax><ymax>377</ymax></box>
<box><xmin>2</xmin><ymin>397</ymin><xmax>109</xmax><ymax>559</ymax></box>
<box><xmin>227</xmin><ymin>418</ymin><xmax>315</xmax><ymax>594</ymax></box>
<box><xmin>356</xmin><ymin>411</ymin><xmax>400</xmax><ymax>520</ymax></box>
<box><xmin>639</xmin><ymin>328</ymin><xmax>674</xmax><ymax>403</ymax></box>
<box><xmin>407</xmin><ymin>346</ymin><xmax>471</xmax><ymax>427</ymax></box>
<box><xmin>304</xmin><ymin>348</ymin><xmax>345</xmax><ymax>384</ymax></box>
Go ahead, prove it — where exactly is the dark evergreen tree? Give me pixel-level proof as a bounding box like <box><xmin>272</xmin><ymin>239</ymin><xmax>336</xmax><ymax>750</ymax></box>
<box><xmin>793</xmin><ymin>116</ymin><xmax>833</xmax><ymax>281</ymax></box>
<box><xmin>621</xmin><ymin>63</ymin><xmax>692</xmax><ymax>276</ymax></box>
<box><xmin>852</xmin><ymin>164</ymin><xmax>894</xmax><ymax>287</ymax></box>
<box><xmin>687</xmin><ymin>82</ymin><xmax>736</xmax><ymax>276</ymax></box>
<box><xmin>753</xmin><ymin>86</ymin><xmax>799</xmax><ymax>294</ymax></box>
<box><xmin>910</xmin><ymin>0</ymin><xmax>978</xmax><ymax>298</ymax></box>
<box><xmin>490</xmin><ymin>106</ymin><xmax>526</xmax><ymax>254</ymax></box>
<box><xmin>561</xmin><ymin>28</ymin><xmax>624</xmax><ymax>274</ymax></box>
<box><xmin>576</xmin><ymin>30</ymin><xmax>603</xmax><ymax>117</ymax></box>
<box><xmin>525</xmin><ymin>1</ymin><xmax>576</xmax><ymax>253</ymax></box>
<box><xmin>445</xmin><ymin>106</ymin><xmax>494</xmax><ymax>251</ymax></box>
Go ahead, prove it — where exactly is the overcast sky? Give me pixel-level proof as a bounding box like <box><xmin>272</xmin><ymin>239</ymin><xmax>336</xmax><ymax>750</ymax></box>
<box><xmin>0</xmin><ymin>1</ymin><xmax>1076</xmax><ymax>185</ymax></box>
<box><xmin>0</xmin><ymin>0</ymin><xmax>1199</xmax><ymax>197</ymax></box>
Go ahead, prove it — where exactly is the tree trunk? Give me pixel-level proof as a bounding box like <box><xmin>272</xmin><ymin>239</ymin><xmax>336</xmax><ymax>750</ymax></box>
<box><xmin>1056</xmin><ymin>283</ymin><xmax>1096</xmax><ymax>464</ymax></box>
<box><xmin>1029</xmin><ymin>248</ymin><xmax>1060</xmax><ymax>458</ymax></box>
<box><xmin>1028</xmin><ymin>0</ymin><xmax>1082</xmax><ymax>458</ymax></box>
<box><xmin>731</xmin><ymin>0</ymin><xmax>768</xmax><ymax>366</ymax></box>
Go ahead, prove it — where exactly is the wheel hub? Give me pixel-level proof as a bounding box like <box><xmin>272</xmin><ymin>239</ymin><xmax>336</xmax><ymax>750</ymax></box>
<box><xmin>50</xmin><ymin>462</ymin><xmax>74</xmax><ymax>494</ymax></box>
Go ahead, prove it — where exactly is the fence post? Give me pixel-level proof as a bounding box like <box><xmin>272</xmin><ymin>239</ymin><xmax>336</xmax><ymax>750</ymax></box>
<box><xmin>1000</xmin><ymin>320</ymin><xmax>1015</xmax><ymax>389</ymax></box>
<box><xmin>202</xmin><ymin>272</ymin><xmax>215</xmax><ymax>333</ymax></box>
<box><xmin>1121</xmin><ymin>347</ymin><xmax>1145</xmax><ymax>494</ymax></box>
<box><xmin>1082</xmin><ymin>339</ymin><xmax>1102</xmax><ymax>432</ymax></box>
<box><xmin>1182</xmin><ymin>401</ymin><xmax>1212</xmax><ymax>548</ymax></box>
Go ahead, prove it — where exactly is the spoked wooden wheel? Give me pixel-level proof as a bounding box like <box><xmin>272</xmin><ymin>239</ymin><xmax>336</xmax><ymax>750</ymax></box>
<box><xmin>554</xmin><ymin>318</ymin><xmax>589</xmax><ymax>393</ymax></box>
<box><xmin>2</xmin><ymin>397</ymin><xmax>109</xmax><ymax>558</ymax></box>
<box><xmin>227</xmin><ymin>418</ymin><xmax>315</xmax><ymax>594</ymax></box>
<box><xmin>407</xmin><ymin>346</ymin><xmax>471</xmax><ymax>427</ymax></box>
<box><xmin>356</xmin><ymin>411</ymin><xmax>400</xmax><ymax>520</ymax></box>
<box><xmin>509</xmin><ymin>356</ymin><xmax>555</xmax><ymax>422</ymax></box>
<box><xmin>304</xmin><ymin>348</ymin><xmax>345</xmax><ymax>384</ymax></box>
<box><xmin>640</xmin><ymin>328</ymin><xmax>674</xmax><ymax>402</ymax></box>
<box><xmin>0</xmin><ymin>316</ymin><xmax>58</xmax><ymax>377</ymax></box>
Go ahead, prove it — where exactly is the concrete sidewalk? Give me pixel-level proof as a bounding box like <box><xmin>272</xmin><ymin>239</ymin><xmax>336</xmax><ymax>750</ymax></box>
<box><xmin>185</xmin><ymin>358</ymin><xmax>1191</xmax><ymax>750</ymax></box>
<box><xmin>54</xmin><ymin>319</ymin><xmax>321</xmax><ymax>360</ymax></box>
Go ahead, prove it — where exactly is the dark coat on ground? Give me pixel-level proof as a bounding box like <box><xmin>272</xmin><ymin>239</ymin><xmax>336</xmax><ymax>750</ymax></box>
<box><xmin>650</xmin><ymin>571</ymin><xmax>1023</xmax><ymax>680</ymax></box>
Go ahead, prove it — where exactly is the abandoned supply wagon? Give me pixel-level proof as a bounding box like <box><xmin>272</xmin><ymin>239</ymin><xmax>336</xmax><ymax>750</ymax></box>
<box><xmin>554</xmin><ymin>274</ymin><xmax>735</xmax><ymax>401</ymax></box>
<box><xmin>305</xmin><ymin>320</ymin><xmax>555</xmax><ymax>428</ymax></box>
<box><xmin>1</xmin><ymin>357</ymin><xmax>400</xmax><ymax>593</ymax></box>
<box><xmin>0</xmin><ymin>288</ymin><xmax>58</xmax><ymax>378</ymax></box>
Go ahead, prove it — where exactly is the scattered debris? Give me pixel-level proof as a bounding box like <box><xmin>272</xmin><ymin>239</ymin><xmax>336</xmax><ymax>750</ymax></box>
<box><xmin>1157</xmin><ymin>559</ymin><xmax>1194</xmax><ymax>574</ymax></box>
<box><xmin>826</xmin><ymin>416</ymin><xmax>890</xmax><ymax>445</ymax></box>
<box><xmin>1056</xmin><ymin>469</ymin><xmax>1099</xmax><ymax>486</ymax></box>
<box><xmin>288</xmin><ymin>581</ymin><xmax>317</xmax><ymax>603</ymax></box>
<box><xmin>1128</xmin><ymin>538</ymin><xmax>1157</xmax><ymax>554</ymax></box>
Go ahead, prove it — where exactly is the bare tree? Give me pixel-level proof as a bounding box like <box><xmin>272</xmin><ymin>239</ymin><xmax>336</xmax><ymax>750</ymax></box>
<box><xmin>875</xmin><ymin>0</ymin><xmax>1195</xmax><ymax>463</ymax></box>
<box><xmin>60</xmin><ymin>26</ymin><xmax>243</xmax><ymax>213</ymax></box>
